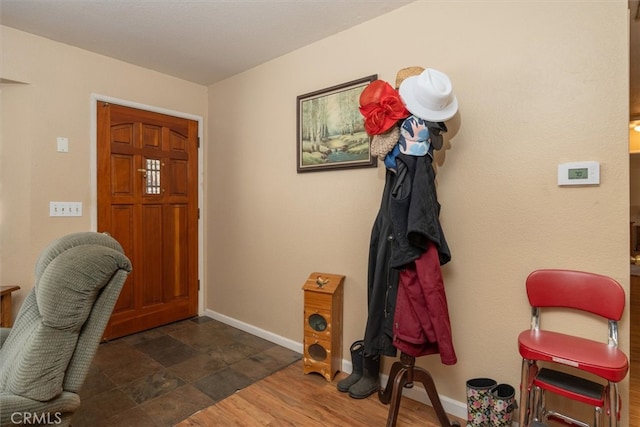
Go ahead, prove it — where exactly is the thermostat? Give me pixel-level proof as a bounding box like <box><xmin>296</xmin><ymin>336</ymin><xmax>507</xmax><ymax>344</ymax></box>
<box><xmin>557</xmin><ymin>161</ymin><xmax>600</xmax><ymax>186</ymax></box>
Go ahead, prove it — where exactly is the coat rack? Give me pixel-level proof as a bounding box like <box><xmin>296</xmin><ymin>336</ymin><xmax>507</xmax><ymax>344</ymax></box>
<box><xmin>378</xmin><ymin>352</ymin><xmax>460</xmax><ymax>427</ymax></box>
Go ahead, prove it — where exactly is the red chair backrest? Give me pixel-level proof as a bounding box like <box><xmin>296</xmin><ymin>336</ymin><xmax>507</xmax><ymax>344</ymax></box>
<box><xmin>526</xmin><ymin>269</ymin><xmax>625</xmax><ymax>321</ymax></box>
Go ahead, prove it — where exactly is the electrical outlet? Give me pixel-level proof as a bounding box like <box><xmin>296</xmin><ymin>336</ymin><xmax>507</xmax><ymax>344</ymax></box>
<box><xmin>49</xmin><ymin>201</ymin><xmax>83</xmax><ymax>217</ymax></box>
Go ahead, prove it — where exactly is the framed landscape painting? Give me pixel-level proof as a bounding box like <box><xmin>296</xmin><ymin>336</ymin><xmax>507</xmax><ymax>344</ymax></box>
<box><xmin>296</xmin><ymin>75</ymin><xmax>377</xmax><ymax>173</ymax></box>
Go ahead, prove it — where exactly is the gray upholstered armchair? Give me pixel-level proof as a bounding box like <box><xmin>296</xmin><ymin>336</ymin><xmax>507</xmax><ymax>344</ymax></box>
<box><xmin>0</xmin><ymin>232</ymin><xmax>132</xmax><ymax>426</ymax></box>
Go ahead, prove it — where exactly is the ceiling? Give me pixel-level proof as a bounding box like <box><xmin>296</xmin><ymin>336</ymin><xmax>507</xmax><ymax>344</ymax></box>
<box><xmin>0</xmin><ymin>0</ymin><xmax>413</xmax><ymax>86</ymax></box>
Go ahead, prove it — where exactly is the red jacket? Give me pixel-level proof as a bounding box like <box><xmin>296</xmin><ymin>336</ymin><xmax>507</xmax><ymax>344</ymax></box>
<box><xmin>392</xmin><ymin>241</ymin><xmax>457</xmax><ymax>364</ymax></box>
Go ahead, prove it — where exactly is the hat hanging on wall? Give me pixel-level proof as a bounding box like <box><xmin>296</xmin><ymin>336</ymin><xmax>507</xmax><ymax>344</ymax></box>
<box><xmin>359</xmin><ymin>80</ymin><xmax>409</xmax><ymax>136</ymax></box>
<box><xmin>398</xmin><ymin>115</ymin><xmax>430</xmax><ymax>156</ymax></box>
<box><xmin>399</xmin><ymin>68</ymin><xmax>458</xmax><ymax>122</ymax></box>
<box><xmin>395</xmin><ymin>66</ymin><xmax>425</xmax><ymax>89</ymax></box>
<box><xmin>370</xmin><ymin>126</ymin><xmax>400</xmax><ymax>158</ymax></box>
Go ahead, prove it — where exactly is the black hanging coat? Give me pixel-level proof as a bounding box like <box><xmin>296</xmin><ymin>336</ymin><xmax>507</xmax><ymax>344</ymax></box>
<box><xmin>363</xmin><ymin>152</ymin><xmax>451</xmax><ymax>358</ymax></box>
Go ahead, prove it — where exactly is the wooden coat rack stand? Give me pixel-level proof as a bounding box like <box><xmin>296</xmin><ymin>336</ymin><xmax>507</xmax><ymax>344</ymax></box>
<box><xmin>378</xmin><ymin>352</ymin><xmax>460</xmax><ymax>427</ymax></box>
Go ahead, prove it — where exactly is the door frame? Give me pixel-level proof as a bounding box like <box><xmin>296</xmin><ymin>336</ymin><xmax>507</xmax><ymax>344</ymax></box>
<box><xmin>89</xmin><ymin>93</ymin><xmax>205</xmax><ymax>316</ymax></box>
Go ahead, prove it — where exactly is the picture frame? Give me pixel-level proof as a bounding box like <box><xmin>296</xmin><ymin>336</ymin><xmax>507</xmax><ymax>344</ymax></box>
<box><xmin>296</xmin><ymin>74</ymin><xmax>377</xmax><ymax>173</ymax></box>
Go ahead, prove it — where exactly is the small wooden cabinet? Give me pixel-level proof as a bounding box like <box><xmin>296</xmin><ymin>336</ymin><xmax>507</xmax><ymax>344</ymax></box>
<box><xmin>302</xmin><ymin>272</ymin><xmax>344</xmax><ymax>381</ymax></box>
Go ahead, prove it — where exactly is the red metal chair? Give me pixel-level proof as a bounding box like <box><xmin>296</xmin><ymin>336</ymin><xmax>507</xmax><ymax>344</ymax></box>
<box><xmin>517</xmin><ymin>269</ymin><xmax>628</xmax><ymax>427</ymax></box>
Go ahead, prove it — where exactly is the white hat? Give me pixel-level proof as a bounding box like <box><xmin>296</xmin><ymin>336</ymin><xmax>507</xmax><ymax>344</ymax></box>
<box><xmin>399</xmin><ymin>68</ymin><xmax>458</xmax><ymax>122</ymax></box>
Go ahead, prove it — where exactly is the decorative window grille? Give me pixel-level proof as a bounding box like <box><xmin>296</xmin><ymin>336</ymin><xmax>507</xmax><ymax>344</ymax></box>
<box><xmin>146</xmin><ymin>158</ymin><xmax>161</xmax><ymax>195</ymax></box>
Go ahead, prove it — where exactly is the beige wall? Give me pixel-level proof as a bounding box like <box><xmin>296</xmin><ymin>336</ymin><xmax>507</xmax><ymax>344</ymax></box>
<box><xmin>1</xmin><ymin>0</ymin><xmax>632</xmax><ymax>422</ymax></box>
<box><xmin>0</xmin><ymin>26</ymin><xmax>208</xmax><ymax>312</ymax></box>
<box><xmin>207</xmin><ymin>0</ymin><xmax>630</xmax><ymax>421</ymax></box>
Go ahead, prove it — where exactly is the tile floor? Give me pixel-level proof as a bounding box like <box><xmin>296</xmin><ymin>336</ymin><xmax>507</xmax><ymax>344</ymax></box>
<box><xmin>72</xmin><ymin>316</ymin><xmax>302</xmax><ymax>427</ymax></box>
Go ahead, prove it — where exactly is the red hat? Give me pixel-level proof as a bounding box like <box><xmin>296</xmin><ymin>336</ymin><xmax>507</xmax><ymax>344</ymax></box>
<box><xmin>359</xmin><ymin>80</ymin><xmax>409</xmax><ymax>135</ymax></box>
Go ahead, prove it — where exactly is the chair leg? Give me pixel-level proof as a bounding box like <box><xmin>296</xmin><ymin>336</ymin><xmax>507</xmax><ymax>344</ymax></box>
<box><xmin>531</xmin><ymin>385</ymin><xmax>541</xmax><ymax>422</ymax></box>
<box><xmin>607</xmin><ymin>382</ymin><xmax>620</xmax><ymax>427</ymax></box>
<box><xmin>594</xmin><ymin>405</ymin><xmax>602</xmax><ymax>427</ymax></box>
<box><xmin>519</xmin><ymin>358</ymin><xmax>536</xmax><ymax>426</ymax></box>
<box><xmin>538</xmin><ymin>387</ymin><xmax>547</xmax><ymax>422</ymax></box>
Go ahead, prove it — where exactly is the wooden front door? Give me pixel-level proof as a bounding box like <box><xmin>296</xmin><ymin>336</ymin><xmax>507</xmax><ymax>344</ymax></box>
<box><xmin>97</xmin><ymin>102</ymin><xmax>199</xmax><ymax>340</ymax></box>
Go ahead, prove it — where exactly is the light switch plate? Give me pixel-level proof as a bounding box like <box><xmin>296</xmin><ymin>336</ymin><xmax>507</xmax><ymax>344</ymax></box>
<box><xmin>56</xmin><ymin>137</ymin><xmax>69</xmax><ymax>153</ymax></box>
<box><xmin>50</xmin><ymin>201</ymin><xmax>82</xmax><ymax>217</ymax></box>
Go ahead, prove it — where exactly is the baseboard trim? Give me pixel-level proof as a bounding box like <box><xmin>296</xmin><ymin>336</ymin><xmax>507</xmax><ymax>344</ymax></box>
<box><xmin>205</xmin><ymin>309</ymin><xmax>304</xmax><ymax>354</ymax></box>
<box><xmin>203</xmin><ymin>309</ymin><xmax>468</xmax><ymax>421</ymax></box>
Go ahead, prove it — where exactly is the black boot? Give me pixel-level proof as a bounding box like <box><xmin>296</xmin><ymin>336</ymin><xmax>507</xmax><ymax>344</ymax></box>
<box><xmin>337</xmin><ymin>340</ymin><xmax>364</xmax><ymax>392</ymax></box>
<box><xmin>347</xmin><ymin>353</ymin><xmax>380</xmax><ymax>399</ymax></box>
